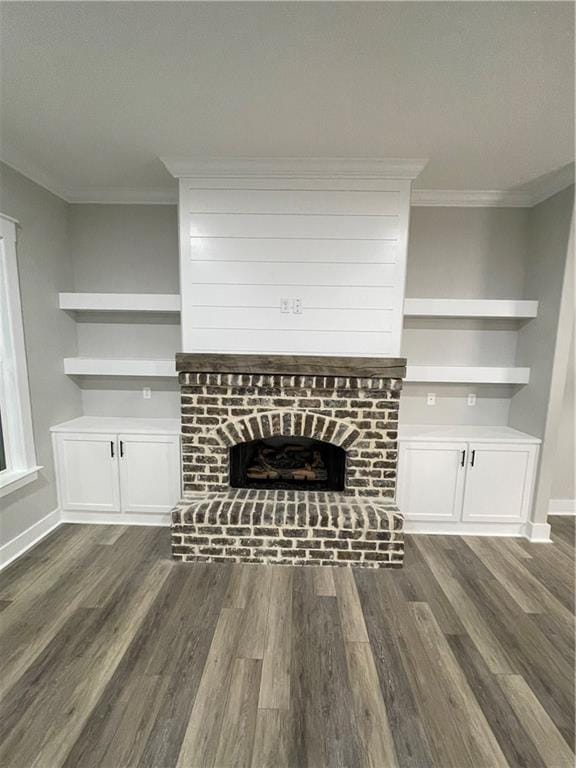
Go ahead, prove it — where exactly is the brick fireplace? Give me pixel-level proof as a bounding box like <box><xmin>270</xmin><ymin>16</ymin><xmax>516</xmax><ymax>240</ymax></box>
<box><xmin>171</xmin><ymin>354</ymin><xmax>406</xmax><ymax>568</ymax></box>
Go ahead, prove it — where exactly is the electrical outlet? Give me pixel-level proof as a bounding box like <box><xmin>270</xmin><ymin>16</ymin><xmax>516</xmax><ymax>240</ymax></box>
<box><xmin>142</xmin><ymin>387</ymin><xmax>152</xmax><ymax>400</ymax></box>
<box><xmin>293</xmin><ymin>297</ymin><xmax>303</xmax><ymax>314</ymax></box>
<box><xmin>467</xmin><ymin>393</ymin><xmax>477</xmax><ymax>406</ymax></box>
<box><xmin>280</xmin><ymin>298</ymin><xmax>292</xmax><ymax>314</ymax></box>
<box><xmin>426</xmin><ymin>393</ymin><xmax>436</xmax><ymax>406</ymax></box>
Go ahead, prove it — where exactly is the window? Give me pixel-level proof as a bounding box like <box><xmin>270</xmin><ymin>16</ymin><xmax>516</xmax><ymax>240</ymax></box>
<box><xmin>0</xmin><ymin>215</ymin><xmax>40</xmax><ymax>496</ymax></box>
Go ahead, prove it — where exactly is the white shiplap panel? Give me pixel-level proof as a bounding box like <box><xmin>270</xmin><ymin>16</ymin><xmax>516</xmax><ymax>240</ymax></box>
<box><xmin>178</xmin><ymin>178</ymin><xmax>413</xmax><ymax>356</ymax></box>
<box><xmin>189</xmin><ymin>213</ymin><xmax>399</xmax><ymax>240</ymax></box>
<box><xmin>186</xmin><ymin>328</ymin><xmax>393</xmax><ymax>356</ymax></box>
<box><xmin>190</xmin><ymin>238</ymin><xmax>397</xmax><ymax>263</ymax></box>
<box><xmin>187</xmin><ymin>306</ymin><xmax>395</xmax><ymax>333</ymax></box>
<box><xmin>186</xmin><ymin>189</ymin><xmax>402</xmax><ymax>215</ymax></box>
<box><xmin>185</xmin><ymin>284</ymin><xmax>399</xmax><ymax>310</ymax></box>
<box><xmin>189</xmin><ymin>261</ymin><xmax>397</xmax><ymax>287</ymax></box>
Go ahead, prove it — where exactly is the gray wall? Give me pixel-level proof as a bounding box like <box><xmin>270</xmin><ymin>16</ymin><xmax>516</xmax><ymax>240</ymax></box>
<box><xmin>67</xmin><ymin>204</ymin><xmax>533</xmax><ymax>425</ymax></box>
<box><xmin>552</xmin><ymin>329</ymin><xmax>575</xmax><ymax>500</ymax></box>
<box><xmin>0</xmin><ymin>163</ymin><xmax>81</xmax><ymax>545</ymax></box>
<box><xmin>66</xmin><ymin>204</ymin><xmax>532</xmax><ymax>425</ymax></box>
<box><xmin>68</xmin><ymin>204</ymin><xmax>180</xmax><ymax>418</ymax></box>
<box><xmin>401</xmin><ymin>206</ymin><xmax>529</xmax><ymax>425</ymax></box>
<box><xmin>406</xmin><ymin>207</ymin><xmax>529</xmax><ymax>298</ymax></box>
<box><xmin>509</xmin><ymin>187</ymin><xmax>574</xmax><ymax>437</ymax></box>
<box><xmin>69</xmin><ymin>204</ymin><xmax>179</xmax><ymax>292</ymax></box>
<box><xmin>509</xmin><ymin>186</ymin><xmax>574</xmax><ymax>524</ymax></box>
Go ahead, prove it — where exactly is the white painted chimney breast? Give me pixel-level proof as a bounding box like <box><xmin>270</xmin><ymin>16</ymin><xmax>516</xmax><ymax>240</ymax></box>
<box><xmin>163</xmin><ymin>158</ymin><xmax>426</xmax><ymax>357</ymax></box>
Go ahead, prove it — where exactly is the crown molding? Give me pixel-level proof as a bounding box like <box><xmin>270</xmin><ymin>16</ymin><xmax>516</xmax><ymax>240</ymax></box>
<box><xmin>0</xmin><ymin>153</ymin><xmax>68</xmax><ymax>201</ymax></box>
<box><xmin>0</xmin><ymin>212</ymin><xmax>20</xmax><ymax>226</ymax></box>
<box><xmin>161</xmin><ymin>156</ymin><xmax>429</xmax><ymax>181</ymax></box>
<box><xmin>412</xmin><ymin>164</ymin><xmax>574</xmax><ymax>207</ymax></box>
<box><xmin>3</xmin><ymin>151</ymin><xmax>572</xmax><ymax>207</ymax></box>
<box><xmin>65</xmin><ymin>187</ymin><xmax>178</xmax><ymax>204</ymax></box>
<box><xmin>525</xmin><ymin>162</ymin><xmax>575</xmax><ymax>206</ymax></box>
<box><xmin>411</xmin><ymin>189</ymin><xmax>533</xmax><ymax>207</ymax></box>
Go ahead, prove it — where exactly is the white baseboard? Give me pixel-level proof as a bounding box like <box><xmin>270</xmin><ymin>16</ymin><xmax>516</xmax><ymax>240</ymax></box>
<box><xmin>61</xmin><ymin>511</ymin><xmax>171</xmax><ymax>526</ymax></box>
<box><xmin>405</xmin><ymin>520</ymin><xmax>527</xmax><ymax>538</ymax></box>
<box><xmin>524</xmin><ymin>521</ymin><xmax>552</xmax><ymax>543</ymax></box>
<box><xmin>1</xmin><ymin>507</ymin><xmax>556</xmax><ymax>572</ymax></box>
<box><xmin>405</xmin><ymin>519</ymin><xmax>551</xmax><ymax>542</ymax></box>
<box><xmin>0</xmin><ymin>508</ymin><xmax>62</xmax><ymax>570</ymax></box>
<box><xmin>548</xmin><ymin>499</ymin><xmax>576</xmax><ymax>516</ymax></box>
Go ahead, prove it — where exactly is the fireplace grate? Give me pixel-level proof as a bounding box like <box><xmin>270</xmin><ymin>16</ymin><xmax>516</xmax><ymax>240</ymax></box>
<box><xmin>230</xmin><ymin>437</ymin><xmax>346</xmax><ymax>492</ymax></box>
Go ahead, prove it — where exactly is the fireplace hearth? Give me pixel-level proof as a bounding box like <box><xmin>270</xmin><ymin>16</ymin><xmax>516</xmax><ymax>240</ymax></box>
<box><xmin>172</xmin><ymin>354</ymin><xmax>407</xmax><ymax>568</ymax></box>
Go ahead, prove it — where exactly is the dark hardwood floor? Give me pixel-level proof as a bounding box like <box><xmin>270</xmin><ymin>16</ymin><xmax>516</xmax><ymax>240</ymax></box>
<box><xmin>1</xmin><ymin>517</ymin><xmax>574</xmax><ymax>768</ymax></box>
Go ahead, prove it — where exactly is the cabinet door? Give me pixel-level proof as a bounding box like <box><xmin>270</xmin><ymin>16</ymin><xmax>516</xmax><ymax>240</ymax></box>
<box><xmin>118</xmin><ymin>434</ymin><xmax>181</xmax><ymax>513</ymax></box>
<box><xmin>56</xmin><ymin>433</ymin><xmax>120</xmax><ymax>512</ymax></box>
<box><xmin>462</xmin><ymin>442</ymin><xmax>537</xmax><ymax>522</ymax></box>
<box><xmin>397</xmin><ymin>441</ymin><xmax>467</xmax><ymax>521</ymax></box>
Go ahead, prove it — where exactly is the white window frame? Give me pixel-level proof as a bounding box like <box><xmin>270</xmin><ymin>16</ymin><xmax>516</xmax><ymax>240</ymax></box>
<box><xmin>0</xmin><ymin>214</ymin><xmax>41</xmax><ymax>497</ymax></box>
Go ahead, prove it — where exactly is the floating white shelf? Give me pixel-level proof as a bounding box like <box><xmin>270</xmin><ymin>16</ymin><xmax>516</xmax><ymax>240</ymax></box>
<box><xmin>404</xmin><ymin>298</ymin><xmax>538</xmax><ymax>319</ymax></box>
<box><xmin>59</xmin><ymin>292</ymin><xmax>181</xmax><ymax>313</ymax></box>
<box><xmin>64</xmin><ymin>358</ymin><xmax>177</xmax><ymax>377</ymax></box>
<box><xmin>405</xmin><ymin>365</ymin><xmax>530</xmax><ymax>384</ymax></box>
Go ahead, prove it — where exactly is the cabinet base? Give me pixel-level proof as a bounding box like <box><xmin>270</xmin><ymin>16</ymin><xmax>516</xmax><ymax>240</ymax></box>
<box><xmin>61</xmin><ymin>511</ymin><xmax>171</xmax><ymax>526</ymax></box>
<box><xmin>404</xmin><ymin>519</ymin><xmax>551</xmax><ymax>542</ymax></box>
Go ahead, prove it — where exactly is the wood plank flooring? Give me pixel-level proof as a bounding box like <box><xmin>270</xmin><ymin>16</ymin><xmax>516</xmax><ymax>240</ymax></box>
<box><xmin>0</xmin><ymin>517</ymin><xmax>573</xmax><ymax>768</ymax></box>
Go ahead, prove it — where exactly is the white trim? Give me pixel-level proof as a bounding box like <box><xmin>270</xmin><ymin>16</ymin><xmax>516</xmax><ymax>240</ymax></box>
<box><xmin>66</xmin><ymin>187</ymin><xmax>178</xmax><ymax>205</ymax></box>
<box><xmin>404</xmin><ymin>519</ymin><xmax>549</xmax><ymax>542</ymax></box>
<box><xmin>0</xmin><ymin>466</ymin><xmax>42</xmax><ymax>498</ymax></box>
<box><xmin>411</xmin><ymin>189</ymin><xmax>532</xmax><ymax>208</ymax></box>
<box><xmin>0</xmin><ymin>508</ymin><xmax>61</xmax><ymax>570</ymax></box>
<box><xmin>59</xmin><ymin>292</ymin><xmax>181</xmax><ymax>313</ymax></box>
<box><xmin>0</xmin><ymin>152</ymin><xmax>68</xmax><ymax>201</ymax></box>
<box><xmin>548</xmin><ymin>499</ymin><xmax>576</xmax><ymax>515</ymax></box>
<box><xmin>3</xmin><ymin>153</ymin><xmax>572</xmax><ymax>207</ymax></box>
<box><xmin>0</xmin><ymin>213</ymin><xmax>20</xmax><ymax>226</ymax></box>
<box><xmin>64</xmin><ymin>357</ymin><xmax>177</xmax><ymax>377</ymax></box>
<box><xmin>412</xmin><ymin>164</ymin><xmax>574</xmax><ymax>208</ymax></box>
<box><xmin>404</xmin><ymin>298</ymin><xmax>538</xmax><ymax>319</ymax></box>
<box><xmin>162</xmin><ymin>156</ymin><xmax>428</xmax><ymax>181</ymax></box>
<box><xmin>61</xmin><ymin>511</ymin><xmax>170</xmax><ymax>526</ymax></box>
<box><xmin>58</xmin><ymin>175</ymin><xmax>575</xmax><ymax>207</ymax></box>
<box><xmin>524</xmin><ymin>521</ymin><xmax>552</xmax><ymax>543</ymax></box>
<box><xmin>527</xmin><ymin>163</ymin><xmax>575</xmax><ymax>206</ymax></box>
<box><xmin>0</xmin><ymin>217</ymin><xmax>38</xmax><ymax>477</ymax></box>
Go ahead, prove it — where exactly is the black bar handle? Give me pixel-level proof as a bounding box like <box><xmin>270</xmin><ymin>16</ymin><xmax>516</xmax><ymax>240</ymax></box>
<box><xmin>470</xmin><ymin>449</ymin><xmax>476</xmax><ymax>467</ymax></box>
<box><xmin>461</xmin><ymin>450</ymin><xmax>466</xmax><ymax>467</ymax></box>
<box><xmin>110</xmin><ymin>440</ymin><xmax>115</xmax><ymax>458</ymax></box>
<box><xmin>120</xmin><ymin>440</ymin><xmax>124</xmax><ymax>458</ymax></box>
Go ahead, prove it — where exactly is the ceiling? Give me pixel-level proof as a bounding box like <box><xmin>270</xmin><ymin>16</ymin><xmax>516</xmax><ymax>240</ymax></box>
<box><xmin>1</xmin><ymin>2</ymin><xmax>574</xmax><ymax>201</ymax></box>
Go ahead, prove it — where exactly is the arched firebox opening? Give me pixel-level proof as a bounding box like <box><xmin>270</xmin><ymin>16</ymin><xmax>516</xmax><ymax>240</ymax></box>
<box><xmin>229</xmin><ymin>436</ymin><xmax>346</xmax><ymax>492</ymax></box>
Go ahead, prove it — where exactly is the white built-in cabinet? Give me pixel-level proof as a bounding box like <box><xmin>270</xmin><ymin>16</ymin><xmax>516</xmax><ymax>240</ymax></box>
<box><xmin>397</xmin><ymin>426</ymin><xmax>540</xmax><ymax>536</ymax></box>
<box><xmin>397</xmin><ymin>441</ymin><xmax>466</xmax><ymax>522</ymax></box>
<box><xmin>51</xmin><ymin>418</ymin><xmax>181</xmax><ymax>524</ymax></box>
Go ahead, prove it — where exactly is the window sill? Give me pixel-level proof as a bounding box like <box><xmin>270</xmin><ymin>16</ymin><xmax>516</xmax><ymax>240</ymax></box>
<box><xmin>0</xmin><ymin>466</ymin><xmax>42</xmax><ymax>498</ymax></box>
